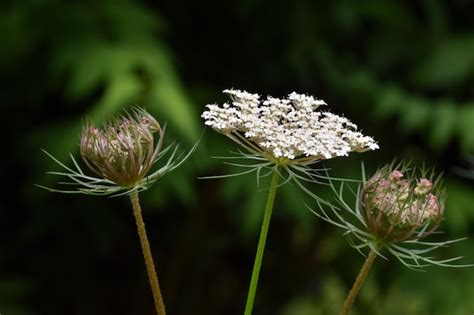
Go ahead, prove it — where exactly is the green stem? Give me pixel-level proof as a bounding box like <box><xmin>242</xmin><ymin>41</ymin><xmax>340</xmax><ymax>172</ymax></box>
<box><xmin>244</xmin><ymin>169</ymin><xmax>280</xmax><ymax>315</ymax></box>
<box><xmin>339</xmin><ymin>249</ymin><xmax>377</xmax><ymax>315</ymax></box>
<box><xmin>130</xmin><ymin>190</ymin><xmax>166</xmax><ymax>315</ymax></box>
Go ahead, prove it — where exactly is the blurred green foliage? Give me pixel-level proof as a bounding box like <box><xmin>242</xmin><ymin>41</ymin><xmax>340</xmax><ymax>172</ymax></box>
<box><xmin>1</xmin><ymin>0</ymin><xmax>473</xmax><ymax>314</ymax></box>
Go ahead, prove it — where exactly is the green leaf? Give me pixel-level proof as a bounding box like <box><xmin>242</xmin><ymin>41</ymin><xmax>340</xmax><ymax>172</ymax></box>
<box><xmin>414</xmin><ymin>35</ymin><xmax>474</xmax><ymax>88</ymax></box>
<box><xmin>151</xmin><ymin>79</ymin><xmax>200</xmax><ymax>143</ymax></box>
<box><xmin>429</xmin><ymin>101</ymin><xmax>456</xmax><ymax>150</ymax></box>
<box><xmin>375</xmin><ymin>86</ymin><xmax>405</xmax><ymax>118</ymax></box>
<box><xmin>399</xmin><ymin>98</ymin><xmax>430</xmax><ymax>132</ymax></box>
<box><xmin>457</xmin><ymin>105</ymin><xmax>474</xmax><ymax>153</ymax></box>
<box><xmin>89</xmin><ymin>75</ymin><xmax>142</xmax><ymax>119</ymax></box>
<box><xmin>444</xmin><ymin>179</ymin><xmax>474</xmax><ymax>234</ymax></box>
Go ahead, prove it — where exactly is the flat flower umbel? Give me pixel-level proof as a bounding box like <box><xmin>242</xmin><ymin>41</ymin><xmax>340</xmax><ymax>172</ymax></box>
<box><xmin>203</xmin><ymin>89</ymin><xmax>378</xmax><ymax>164</ymax></box>
<box><xmin>40</xmin><ymin>107</ymin><xmax>193</xmax><ymax>196</ymax></box>
<box><xmin>202</xmin><ymin>89</ymin><xmax>378</xmax><ymax>189</ymax></box>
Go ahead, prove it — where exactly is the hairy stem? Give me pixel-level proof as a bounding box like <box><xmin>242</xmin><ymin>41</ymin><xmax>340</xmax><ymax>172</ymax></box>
<box><xmin>130</xmin><ymin>190</ymin><xmax>166</xmax><ymax>315</ymax></box>
<box><xmin>339</xmin><ymin>249</ymin><xmax>377</xmax><ymax>315</ymax></box>
<box><xmin>244</xmin><ymin>169</ymin><xmax>280</xmax><ymax>315</ymax></box>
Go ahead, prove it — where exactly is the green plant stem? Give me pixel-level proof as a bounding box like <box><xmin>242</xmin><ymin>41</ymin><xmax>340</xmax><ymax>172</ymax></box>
<box><xmin>244</xmin><ymin>169</ymin><xmax>280</xmax><ymax>315</ymax></box>
<box><xmin>130</xmin><ymin>190</ymin><xmax>166</xmax><ymax>315</ymax></box>
<box><xmin>339</xmin><ymin>249</ymin><xmax>377</xmax><ymax>315</ymax></box>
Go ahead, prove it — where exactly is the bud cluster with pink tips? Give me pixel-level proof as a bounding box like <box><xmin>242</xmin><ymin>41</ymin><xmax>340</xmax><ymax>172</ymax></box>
<box><xmin>80</xmin><ymin>108</ymin><xmax>164</xmax><ymax>187</ymax></box>
<box><xmin>361</xmin><ymin>164</ymin><xmax>445</xmax><ymax>242</ymax></box>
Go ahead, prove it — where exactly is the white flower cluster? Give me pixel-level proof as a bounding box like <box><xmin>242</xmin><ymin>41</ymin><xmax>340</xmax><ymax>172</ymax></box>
<box><xmin>202</xmin><ymin>89</ymin><xmax>378</xmax><ymax>161</ymax></box>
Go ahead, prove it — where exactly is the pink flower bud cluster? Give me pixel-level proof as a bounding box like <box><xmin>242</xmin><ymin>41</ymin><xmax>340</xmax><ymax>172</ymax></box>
<box><xmin>361</xmin><ymin>166</ymin><xmax>444</xmax><ymax>242</ymax></box>
<box><xmin>80</xmin><ymin>109</ymin><xmax>163</xmax><ymax>187</ymax></box>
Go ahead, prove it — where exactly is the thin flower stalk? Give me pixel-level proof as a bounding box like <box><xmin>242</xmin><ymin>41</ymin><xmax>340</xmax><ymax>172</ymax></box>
<box><xmin>131</xmin><ymin>190</ymin><xmax>166</xmax><ymax>315</ymax></box>
<box><xmin>244</xmin><ymin>168</ymin><xmax>280</xmax><ymax>315</ymax></box>
<box><xmin>339</xmin><ymin>248</ymin><xmax>377</xmax><ymax>315</ymax></box>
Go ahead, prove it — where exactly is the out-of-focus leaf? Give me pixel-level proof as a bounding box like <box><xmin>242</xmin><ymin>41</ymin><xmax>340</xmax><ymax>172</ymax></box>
<box><xmin>89</xmin><ymin>76</ymin><xmax>142</xmax><ymax>119</ymax></box>
<box><xmin>398</xmin><ymin>98</ymin><xmax>430</xmax><ymax>132</ymax></box>
<box><xmin>151</xmin><ymin>79</ymin><xmax>200</xmax><ymax>143</ymax></box>
<box><xmin>413</xmin><ymin>35</ymin><xmax>474</xmax><ymax>88</ymax></box>
<box><xmin>444</xmin><ymin>179</ymin><xmax>474</xmax><ymax>234</ymax></box>
<box><xmin>221</xmin><ymin>173</ymin><xmax>268</xmax><ymax>236</ymax></box>
<box><xmin>457</xmin><ymin>105</ymin><xmax>474</xmax><ymax>153</ymax></box>
<box><xmin>430</xmin><ymin>101</ymin><xmax>456</xmax><ymax>150</ymax></box>
<box><xmin>102</xmin><ymin>1</ymin><xmax>164</xmax><ymax>41</ymax></box>
<box><xmin>374</xmin><ymin>86</ymin><xmax>404</xmax><ymax>118</ymax></box>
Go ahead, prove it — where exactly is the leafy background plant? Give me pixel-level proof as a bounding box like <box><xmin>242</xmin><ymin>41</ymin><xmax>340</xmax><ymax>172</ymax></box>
<box><xmin>1</xmin><ymin>0</ymin><xmax>473</xmax><ymax>314</ymax></box>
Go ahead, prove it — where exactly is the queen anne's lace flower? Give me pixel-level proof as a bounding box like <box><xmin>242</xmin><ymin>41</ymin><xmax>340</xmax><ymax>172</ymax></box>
<box><xmin>202</xmin><ymin>89</ymin><xmax>378</xmax><ymax>164</ymax></box>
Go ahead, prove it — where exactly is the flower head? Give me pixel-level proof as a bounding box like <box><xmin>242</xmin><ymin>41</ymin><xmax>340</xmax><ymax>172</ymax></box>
<box><xmin>202</xmin><ymin>89</ymin><xmax>378</xmax><ymax>166</ymax></box>
<box><xmin>80</xmin><ymin>109</ymin><xmax>163</xmax><ymax>187</ymax></box>
<box><xmin>201</xmin><ymin>89</ymin><xmax>378</xmax><ymax>190</ymax></box>
<box><xmin>39</xmin><ymin>107</ymin><xmax>195</xmax><ymax>196</ymax></box>
<box><xmin>361</xmin><ymin>165</ymin><xmax>444</xmax><ymax>243</ymax></box>
<box><xmin>309</xmin><ymin>161</ymin><xmax>470</xmax><ymax>270</ymax></box>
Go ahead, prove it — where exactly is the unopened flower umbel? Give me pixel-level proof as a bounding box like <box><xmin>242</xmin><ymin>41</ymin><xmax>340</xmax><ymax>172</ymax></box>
<box><xmin>80</xmin><ymin>109</ymin><xmax>163</xmax><ymax>187</ymax></box>
<box><xmin>202</xmin><ymin>89</ymin><xmax>378</xmax><ymax>165</ymax></box>
<box><xmin>312</xmin><ymin>162</ymin><xmax>467</xmax><ymax>269</ymax></box>
<box><xmin>361</xmin><ymin>166</ymin><xmax>444</xmax><ymax>242</ymax></box>
<box><xmin>41</xmin><ymin>107</ymin><xmax>193</xmax><ymax>196</ymax></box>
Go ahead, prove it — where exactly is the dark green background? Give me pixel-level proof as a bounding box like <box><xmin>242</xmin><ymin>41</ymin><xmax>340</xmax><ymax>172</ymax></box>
<box><xmin>1</xmin><ymin>1</ymin><xmax>473</xmax><ymax>314</ymax></box>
